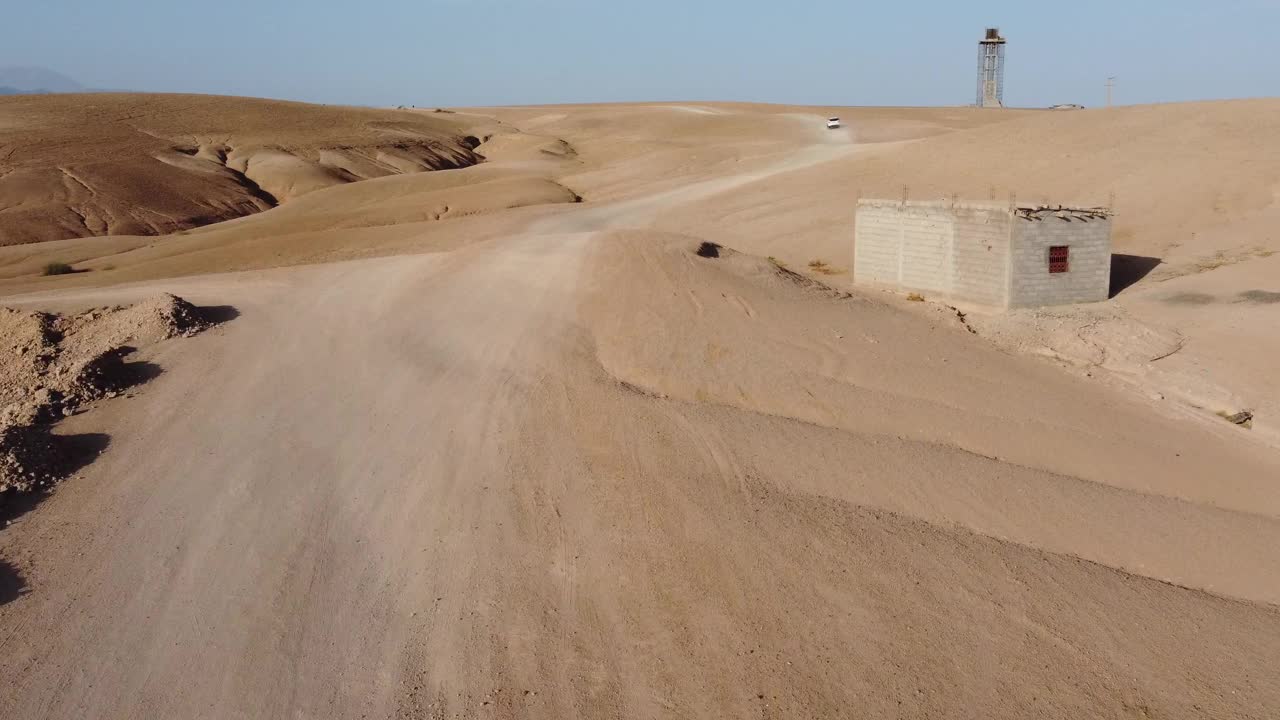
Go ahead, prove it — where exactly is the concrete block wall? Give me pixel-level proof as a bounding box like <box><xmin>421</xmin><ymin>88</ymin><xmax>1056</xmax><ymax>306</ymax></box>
<box><xmin>854</xmin><ymin>200</ymin><xmax>1012</xmax><ymax>308</ymax></box>
<box><xmin>1008</xmin><ymin>212</ymin><xmax>1112</xmax><ymax>308</ymax></box>
<box><xmin>950</xmin><ymin>206</ymin><xmax>1012</xmax><ymax>307</ymax></box>
<box><xmin>852</xmin><ymin>204</ymin><xmax>909</xmax><ymax>286</ymax></box>
<box><xmin>854</xmin><ymin>200</ymin><xmax>1111</xmax><ymax>310</ymax></box>
<box><xmin>895</xmin><ymin>205</ymin><xmax>951</xmax><ymax>295</ymax></box>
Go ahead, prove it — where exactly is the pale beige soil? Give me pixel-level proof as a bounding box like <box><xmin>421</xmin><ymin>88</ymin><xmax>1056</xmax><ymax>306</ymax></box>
<box><xmin>0</xmin><ymin>97</ymin><xmax>1278</xmax><ymax>719</ymax></box>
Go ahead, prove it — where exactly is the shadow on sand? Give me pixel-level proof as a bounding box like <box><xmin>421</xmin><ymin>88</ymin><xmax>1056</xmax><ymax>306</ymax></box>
<box><xmin>110</xmin><ymin>353</ymin><xmax>163</xmax><ymax>389</ymax></box>
<box><xmin>1110</xmin><ymin>254</ymin><xmax>1162</xmax><ymax>297</ymax></box>
<box><xmin>0</xmin><ymin>558</ymin><xmax>23</xmax><ymax>606</ymax></box>
<box><xmin>197</xmin><ymin>305</ymin><xmax>241</xmax><ymax>325</ymax></box>
<box><xmin>0</xmin><ymin>490</ymin><xmax>42</xmax><ymax>606</ymax></box>
<box><xmin>0</xmin><ymin>432</ymin><xmax>109</xmax><ymax>606</ymax></box>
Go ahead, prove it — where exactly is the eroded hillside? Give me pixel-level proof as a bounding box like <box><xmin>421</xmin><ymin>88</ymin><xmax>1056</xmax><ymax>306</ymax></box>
<box><xmin>0</xmin><ymin>94</ymin><xmax>489</xmax><ymax>244</ymax></box>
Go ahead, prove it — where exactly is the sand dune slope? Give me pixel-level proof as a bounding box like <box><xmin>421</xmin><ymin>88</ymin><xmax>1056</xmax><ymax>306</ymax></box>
<box><xmin>550</xmin><ymin>101</ymin><xmax>1280</xmax><ymax>444</ymax></box>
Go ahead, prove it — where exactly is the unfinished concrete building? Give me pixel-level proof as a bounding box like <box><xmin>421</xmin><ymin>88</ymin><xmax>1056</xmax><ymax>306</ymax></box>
<box><xmin>853</xmin><ymin>199</ymin><xmax>1113</xmax><ymax>309</ymax></box>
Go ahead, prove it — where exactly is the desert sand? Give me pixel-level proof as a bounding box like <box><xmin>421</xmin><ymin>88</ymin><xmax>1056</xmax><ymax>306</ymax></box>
<box><xmin>0</xmin><ymin>95</ymin><xmax>1278</xmax><ymax>718</ymax></box>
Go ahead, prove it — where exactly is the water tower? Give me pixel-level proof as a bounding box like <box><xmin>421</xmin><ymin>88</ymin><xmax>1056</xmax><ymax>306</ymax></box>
<box><xmin>976</xmin><ymin>28</ymin><xmax>1007</xmax><ymax>108</ymax></box>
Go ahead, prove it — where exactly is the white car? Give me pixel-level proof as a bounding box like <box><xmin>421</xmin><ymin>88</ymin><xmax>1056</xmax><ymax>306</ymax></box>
<box><xmin>827</xmin><ymin>117</ymin><xmax>841</xmax><ymax>129</ymax></box>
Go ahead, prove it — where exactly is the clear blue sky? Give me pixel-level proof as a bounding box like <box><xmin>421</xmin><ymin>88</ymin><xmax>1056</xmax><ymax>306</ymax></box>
<box><xmin>7</xmin><ymin>0</ymin><xmax>1279</xmax><ymax>108</ymax></box>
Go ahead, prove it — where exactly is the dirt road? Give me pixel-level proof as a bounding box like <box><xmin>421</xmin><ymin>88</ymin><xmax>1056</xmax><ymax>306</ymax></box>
<box><xmin>2</xmin><ymin>111</ymin><xmax>1279</xmax><ymax>719</ymax></box>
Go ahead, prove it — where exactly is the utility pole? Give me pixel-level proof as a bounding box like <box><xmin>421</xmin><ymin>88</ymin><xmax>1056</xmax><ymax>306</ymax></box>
<box><xmin>1106</xmin><ymin>76</ymin><xmax>1116</xmax><ymax>108</ymax></box>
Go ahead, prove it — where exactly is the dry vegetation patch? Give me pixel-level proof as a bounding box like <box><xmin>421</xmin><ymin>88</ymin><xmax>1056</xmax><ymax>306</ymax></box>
<box><xmin>807</xmin><ymin>259</ymin><xmax>845</xmax><ymax>275</ymax></box>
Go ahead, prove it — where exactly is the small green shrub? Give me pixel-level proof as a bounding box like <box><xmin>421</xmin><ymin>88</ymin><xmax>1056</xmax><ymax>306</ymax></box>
<box><xmin>42</xmin><ymin>262</ymin><xmax>75</xmax><ymax>276</ymax></box>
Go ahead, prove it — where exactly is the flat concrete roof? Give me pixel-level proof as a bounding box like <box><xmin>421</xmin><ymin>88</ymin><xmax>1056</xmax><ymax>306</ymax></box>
<box><xmin>856</xmin><ymin>198</ymin><xmax>1111</xmax><ymax>218</ymax></box>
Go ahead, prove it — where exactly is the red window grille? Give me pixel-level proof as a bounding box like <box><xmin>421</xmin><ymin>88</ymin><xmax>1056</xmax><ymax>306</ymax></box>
<box><xmin>1048</xmin><ymin>245</ymin><xmax>1070</xmax><ymax>273</ymax></box>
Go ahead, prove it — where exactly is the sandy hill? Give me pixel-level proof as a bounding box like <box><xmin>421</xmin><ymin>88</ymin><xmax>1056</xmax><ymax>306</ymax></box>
<box><xmin>0</xmin><ymin>97</ymin><xmax>1278</xmax><ymax>718</ymax></box>
<box><xmin>0</xmin><ymin>101</ymin><xmax>1034</xmax><ymax>285</ymax></box>
<box><xmin>605</xmin><ymin>100</ymin><xmax>1280</xmax><ymax>443</ymax></box>
<box><xmin>580</xmin><ymin>101</ymin><xmax>1277</xmax><ymax>280</ymax></box>
<box><xmin>0</xmin><ymin>98</ymin><xmax>1275</xmax><ymax>428</ymax></box>
<box><xmin>0</xmin><ymin>93</ymin><xmax>498</xmax><ymax>245</ymax></box>
<box><xmin>0</xmin><ymin>99</ymin><xmax>1275</xmax><ymax>431</ymax></box>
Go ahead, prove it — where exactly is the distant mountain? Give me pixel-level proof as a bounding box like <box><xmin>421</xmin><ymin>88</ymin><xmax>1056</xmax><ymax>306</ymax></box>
<box><xmin>0</xmin><ymin>66</ymin><xmax>84</xmax><ymax>94</ymax></box>
<box><xmin>0</xmin><ymin>86</ymin><xmax>60</xmax><ymax>96</ymax></box>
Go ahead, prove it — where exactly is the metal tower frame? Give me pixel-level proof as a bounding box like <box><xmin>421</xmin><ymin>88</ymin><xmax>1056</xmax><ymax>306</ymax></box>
<box><xmin>976</xmin><ymin>28</ymin><xmax>1007</xmax><ymax>108</ymax></box>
